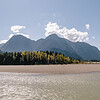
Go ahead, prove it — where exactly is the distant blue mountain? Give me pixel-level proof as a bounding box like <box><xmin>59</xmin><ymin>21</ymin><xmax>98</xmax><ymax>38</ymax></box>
<box><xmin>0</xmin><ymin>34</ymin><xmax>100</xmax><ymax>60</ymax></box>
<box><xmin>0</xmin><ymin>43</ymin><xmax>4</xmax><ymax>48</ymax></box>
<box><xmin>0</xmin><ymin>50</ymin><xmax>2</xmax><ymax>53</ymax></box>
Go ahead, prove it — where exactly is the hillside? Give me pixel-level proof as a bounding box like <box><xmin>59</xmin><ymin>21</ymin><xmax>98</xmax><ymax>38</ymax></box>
<box><xmin>0</xmin><ymin>34</ymin><xmax>100</xmax><ymax>60</ymax></box>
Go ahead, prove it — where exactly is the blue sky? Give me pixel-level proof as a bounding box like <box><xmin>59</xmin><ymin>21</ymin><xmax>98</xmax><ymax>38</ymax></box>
<box><xmin>0</xmin><ymin>0</ymin><xmax>100</xmax><ymax>49</ymax></box>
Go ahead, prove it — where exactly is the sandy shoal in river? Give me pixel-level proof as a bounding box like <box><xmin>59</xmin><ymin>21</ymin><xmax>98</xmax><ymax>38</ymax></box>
<box><xmin>0</xmin><ymin>64</ymin><xmax>100</xmax><ymax>74</ymax></box>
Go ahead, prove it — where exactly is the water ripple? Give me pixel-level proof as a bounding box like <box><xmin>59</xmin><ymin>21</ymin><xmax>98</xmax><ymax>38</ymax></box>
<box><xmin>0</xmin><ymin>72</ymin><xmax>100</xmax><ymax>100</ymax></box>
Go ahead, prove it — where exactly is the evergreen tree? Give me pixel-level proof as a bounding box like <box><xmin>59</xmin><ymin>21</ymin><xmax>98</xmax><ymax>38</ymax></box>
<box><xmin>0</xmin><ymin>51</ymin><xmax>81</xmax><ymax>65</ymax></box>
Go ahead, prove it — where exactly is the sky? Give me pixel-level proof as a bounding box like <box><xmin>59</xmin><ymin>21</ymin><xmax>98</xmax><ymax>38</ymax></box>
<box><xmin>0</xmin><ymin>0</ymin><xmax>100</xmax><ymax>49</ymax></box>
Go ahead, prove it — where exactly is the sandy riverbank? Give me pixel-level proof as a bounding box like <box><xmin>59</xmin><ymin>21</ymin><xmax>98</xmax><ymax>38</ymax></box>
<box><xmin>0</xmin><ymin>64</ymin><xmax>100</xmax><ymax>74</ymax></box>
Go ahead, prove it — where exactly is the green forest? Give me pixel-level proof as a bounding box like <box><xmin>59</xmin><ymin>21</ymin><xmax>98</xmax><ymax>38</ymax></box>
<box><xmin>0</xmin><ymin>51</ymin><xmax>81</xmax><ymax>65</ymax></box>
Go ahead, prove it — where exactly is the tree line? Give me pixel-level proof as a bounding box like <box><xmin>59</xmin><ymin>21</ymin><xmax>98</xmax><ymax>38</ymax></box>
<box><xmin>0</xmin><ymin>51</ymin><xmax>81</xmax><ymax>65</ymax></box>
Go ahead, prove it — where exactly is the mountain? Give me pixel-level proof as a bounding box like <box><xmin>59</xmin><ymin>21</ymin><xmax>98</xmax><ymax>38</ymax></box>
<box><xmin>0</xmin><ymin>34</ymin><xmax>100</xmax><ymax>60</ymax></box>
<box><xmin>0</xmin><ymin>44</ymin><xmax>3</xmax><ymax>53</ymax></box>
<box><xmin>35</xmin><ymin>34</ymin><xmax>82</xmax><ymax>59</ymax></box>
<box><xmin>0</xmin><ymin>50</ymin><xmax>2</xmax><ymax>53</ymax></box>
<box><xmin>0</xmin><ymin>35</ymin><xmax>35</xmax><ymax>52</ymax></box>
<box><xmin>71</xmin><ymin>42</ymin><xmax>100</xmax><ymax>60</ymax></box>
<box><xmin>0</xmin><ymin>43</ymin><xmax>4</xmax><ymax>48</ymax></box>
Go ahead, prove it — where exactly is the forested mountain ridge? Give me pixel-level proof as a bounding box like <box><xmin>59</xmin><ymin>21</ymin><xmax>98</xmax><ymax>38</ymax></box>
<box><xmin>0</xmin><ymin>50</ymin><xmax>2</xmax><ymax>53</ymax></box>
<box><xmin>0</xmin><ymin>34</ymin><xmax>100</xmax><ymax>60</ymax></box>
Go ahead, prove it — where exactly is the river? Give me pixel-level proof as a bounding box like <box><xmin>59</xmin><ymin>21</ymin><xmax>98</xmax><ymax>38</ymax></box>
<box><xmin>0</xmin><ymin>72</ymin><xmax>100</xmax><ymax>100</ymax></box>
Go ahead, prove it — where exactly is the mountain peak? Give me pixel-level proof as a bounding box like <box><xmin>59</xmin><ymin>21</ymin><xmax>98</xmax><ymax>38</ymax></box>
<box><xmin>46</xmin><ymin>34</ymin><xmax>59</xmax><ymax>38</ymax></box>
<box><xmin>0</xmin><ymin>35</ymin><xmax>35</xmax><ymax>52</ymax></box>
<box><xmin>11</xmin><ymin>35</ymin><xmax>29</xmax><ymax>39</ymax></box>
<box><xmin>0</xmin><ymin>34</ymin><xmax>100</xmax><ymax>60</ymax></box>
<box><xmin>9</xmin><ymin>35</ymin><xmax>33</xmax><ymax>43</ymax></box>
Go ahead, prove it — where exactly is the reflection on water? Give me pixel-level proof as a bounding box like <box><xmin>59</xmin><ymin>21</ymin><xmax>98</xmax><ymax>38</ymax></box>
<box><xmin>0</xmin><ymin>72</ymin><xmax>100</xmax><ymax>100</ymax></box>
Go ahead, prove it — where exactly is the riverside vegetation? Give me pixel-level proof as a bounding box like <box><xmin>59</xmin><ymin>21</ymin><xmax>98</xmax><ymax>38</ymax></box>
<box><xmin>0</xmin><ymin>51</ymin><xmax>80</xmax><ymax>65</ymax></box>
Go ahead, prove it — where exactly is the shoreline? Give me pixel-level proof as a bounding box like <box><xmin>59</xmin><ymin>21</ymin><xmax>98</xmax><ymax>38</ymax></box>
<box><xmin>0</xmin><ymin>64</ymin><xmax>100</xmax><ymax>74</ymax></box>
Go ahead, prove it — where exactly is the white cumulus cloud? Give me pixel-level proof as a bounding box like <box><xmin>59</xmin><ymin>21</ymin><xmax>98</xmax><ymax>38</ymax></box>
<box><xmin>0</xmin><ymin>25</ymin><xmax>30</xmax><ymax>45</ymax></box>
<box><xmin>10</xmin><ymin>25</ymin><xmax>29</xmax><ymax>38</ymax></box>
<box><xmin>9</xmin><ymin>34</ymin><xmax>14</xmax><ymax>39</ymax></box>
<box><xmin>0</xmin><ymin>25</ymin><xmax>29</xmax><ymax>44</ymax></box>
<box><xmin>85</xmin><ymin>24</ymin><xmax>90</xmax><ymax>30</ymax></box>
<box><xmin>84</xmin><ymin>37</ymin><xmax>89</xmax><ymax>42</ymax></box>
<box><xmin>11</xmin><ymin>25</ymin><xmax>25</xmax><ymax>33</ymax></box>
<box><xmin>45</xmin><ymin>22</ymin><xmax>89</xmax><ymax>42</ymax></box>
<box><xmin>0</xmin><ymin>40</ymin><xmax>8</xmax><ymax>44</ymax></box>
<box><xmin>17</xmin><ymin>33</ymin><xmax>29</xmax><ymax>38</ymax></box>
<box><xmin>0</xmin><ymin>34</ymin><xmax>14</xmax><ymax>44</ymax></box>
